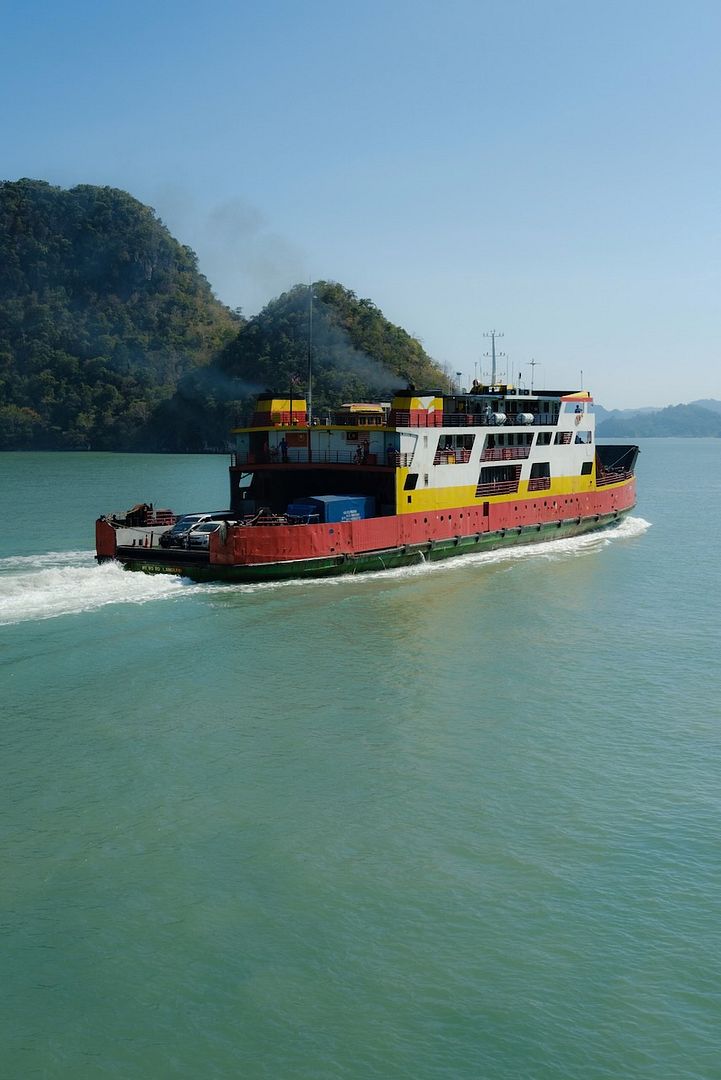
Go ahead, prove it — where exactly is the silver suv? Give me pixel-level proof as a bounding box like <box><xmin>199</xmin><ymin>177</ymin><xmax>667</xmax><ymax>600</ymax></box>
<box><xmin>186</xmin><ymin>521</ymin><xmax>226</xmax><ymax>549</ymax></box>
<box><xmin>159</xmin><ymin>512</ymin><xmax>229</xmax><ymax>548</ymax></box>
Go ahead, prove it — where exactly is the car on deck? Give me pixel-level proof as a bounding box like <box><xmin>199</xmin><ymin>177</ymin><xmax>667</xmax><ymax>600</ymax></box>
<box><xmin>186</xmin><ymin>520</ymin><xmax>227</xmax><ymax>549</ymax></box>
<box><xmin>159</xmin><ymin>512</ymin><xmax>231</xmax><ymax>548</ymax></box>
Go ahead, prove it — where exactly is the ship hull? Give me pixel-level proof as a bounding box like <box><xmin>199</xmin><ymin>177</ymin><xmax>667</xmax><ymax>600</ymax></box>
<box><xmin>106</xmin><ymin>505</ymin><xmax>633</xmax><ymax>583</ymax></box>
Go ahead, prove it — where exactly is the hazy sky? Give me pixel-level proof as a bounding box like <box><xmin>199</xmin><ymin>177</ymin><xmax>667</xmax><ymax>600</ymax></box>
<box><xmin>2</xmin><ymin>0</ymin><xmax>719</xmax><ymax>407</ymax></box>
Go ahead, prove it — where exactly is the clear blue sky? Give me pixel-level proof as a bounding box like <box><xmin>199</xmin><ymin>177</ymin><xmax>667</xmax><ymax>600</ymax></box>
<box><xmin>2</xmin><ymin>0</ymin><xmax>719</xmax><ymax>408</ymax></box>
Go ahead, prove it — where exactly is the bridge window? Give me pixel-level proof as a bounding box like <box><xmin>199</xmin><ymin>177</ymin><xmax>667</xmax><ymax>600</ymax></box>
<box><xmin>530</xmin><ymin>462</ymin><xmax>550</xmax><ymax>478</ymax></box>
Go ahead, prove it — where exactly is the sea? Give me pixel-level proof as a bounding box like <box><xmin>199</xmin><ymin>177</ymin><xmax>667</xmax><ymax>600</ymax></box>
<box><xmin>1</xmin><ymin>440</ymin><xmax>720</xmax><ymax>1080</ymax></box>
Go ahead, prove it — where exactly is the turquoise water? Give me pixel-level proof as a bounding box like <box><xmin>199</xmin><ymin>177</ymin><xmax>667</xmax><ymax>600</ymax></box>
<box><xmin>1</xmin><ymin>443</ymin><xmax>720</xmax><ymax>1079</ymax></box>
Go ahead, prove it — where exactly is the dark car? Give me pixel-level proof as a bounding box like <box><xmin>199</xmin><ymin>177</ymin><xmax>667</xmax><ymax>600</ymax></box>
<box><xmin>159</xmin><ymin>512</ymin><xmax>230</xmax><ymax>548</ymax></box>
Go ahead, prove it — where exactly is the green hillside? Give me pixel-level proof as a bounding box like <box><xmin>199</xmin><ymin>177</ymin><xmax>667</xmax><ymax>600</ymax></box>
<box><xmin>0</xmin><ymin>179</ymin><xmax>239</xmax><ymax>449</ymax></box>
<box><xmin>152</xmin><ymin>282</ymin><xmax>448</xmax><ymax>450</ymax></box>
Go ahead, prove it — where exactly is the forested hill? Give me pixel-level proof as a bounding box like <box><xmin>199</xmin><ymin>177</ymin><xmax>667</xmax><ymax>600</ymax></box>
<box><xmin>0</xmin><ymin>180</ymin><xmax>446</xmax><ymax>450</ymax></box>
<box><xmin>0</xmin><ymin>179</ymin><xmax>239</xmax><ymax>449</ymax></box>
<box><xmin>151</xmin><ymin>282</ymin><xmax>447</xmax><ymax>451</ymax></box>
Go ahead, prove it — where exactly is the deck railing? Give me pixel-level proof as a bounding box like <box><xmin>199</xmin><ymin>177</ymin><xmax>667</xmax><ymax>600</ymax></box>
<box><xmin>475</xmin><ymin>480</ymin><xmax>521</xmax><ymax>497</ymax></box>
<box><xmin>389</xmin><ymin>411</ymin><xmax>558</xmax><ymax>429</ymax></box>
<box><xmin>231</xmin><ymin>450</ymin><xmax>412</xmax><ymax>468</ymax></box>
<box><xmin>432</xmin><ymin>449</ymin><xmax>472</xmax><ymax>465</ymax></box>
<box><xmin>527</xmin><ymin>476</ymin><xmax>551</xmax><ymax>491</ymax></box>
<box><xmin>480</xmin><ymin>446</ymin><xmax>532</xmax><ymax>462</ymax></box>
<box><xmin>596</xmin><ymin>468</ymin><xmax>633</xmax><ymax>487</ymax></box>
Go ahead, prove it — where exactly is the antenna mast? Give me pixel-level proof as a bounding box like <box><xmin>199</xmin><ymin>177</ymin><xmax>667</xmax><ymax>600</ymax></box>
<box><xmin>307</xmin><ymin>282</ymin><xmax>313</xmax><ymax>425</ymax></box>
<box><xmin>527</xmin><ymin>358</ymin><xmax>538</xmax><ymax>392</ymax></box>
<box><xmin>307</xmin><ymin>282</ymin><xmax>313</xmax><ymax>461</ymax></box>
<box><xmin>483</xmin><ymin>330</ymin><xmax>505</xmax><ymax>384</ymax></box>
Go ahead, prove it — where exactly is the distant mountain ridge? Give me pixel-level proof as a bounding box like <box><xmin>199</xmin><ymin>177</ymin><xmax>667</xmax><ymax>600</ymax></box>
<box><xmin>596</xmin><ymin>400</ymin><xmax>721</xmax><ymax>437</ymax></box>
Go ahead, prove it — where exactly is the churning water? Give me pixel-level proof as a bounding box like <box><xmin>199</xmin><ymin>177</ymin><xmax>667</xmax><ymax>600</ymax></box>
<box><xmin>1</xmin><ymin>444</ymin><xmax>719</xmax><ymax>1078</ymax></box>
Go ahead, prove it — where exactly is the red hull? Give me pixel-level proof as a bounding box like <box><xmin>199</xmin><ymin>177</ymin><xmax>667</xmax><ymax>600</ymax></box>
<box><xmin>211</xmin><ymin>480</ymin><xmax>636</xmax><ymax>566</ymax></box>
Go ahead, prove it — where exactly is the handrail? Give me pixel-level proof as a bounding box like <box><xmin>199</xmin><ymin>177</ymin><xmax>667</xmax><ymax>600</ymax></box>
<box><xmin>389</xmin><ymin>411</ymin><xmax>558</xmax><ymax>429</ymax></box>
<box><xmin>481</xmin><ymin>446</ymin><xmax>531</xmax><ymax>461</ymax></box>
<box><xmin>475</xmin><ymin>480</ymin><xmax>521</xmax><ymax>496</ymax></box>
<box><xmin>231</xmin><ymin>450</ymin><xmax>409</xmax><ymax>468</ymax></box>
<box><xmin>596</xmin><ymin>468</ymin><xmax>632</xmax><ymax>487</ymax></box>
<box><xmin>432</xmin><ymin>449</ymin><xmax>472</xmax><ymax>465</ymax></box>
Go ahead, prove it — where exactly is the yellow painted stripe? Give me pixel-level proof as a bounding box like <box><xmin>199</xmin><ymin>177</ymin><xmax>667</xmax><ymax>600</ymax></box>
<box><xmin>394</xmin><ymin>469</ymin><xmax>631</xmax><ymax>514</ymax></box>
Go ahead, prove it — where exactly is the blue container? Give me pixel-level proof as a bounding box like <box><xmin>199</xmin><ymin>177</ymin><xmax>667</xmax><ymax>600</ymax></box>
<box><xmin>286</xmin><ymin>502</ymin><xmax>320</xmax><ymax>523</ymax></box>
<box><xmin>304</xmin><ymin>495</ymin><xmax>376</xmax><ymax>523</ymax></box>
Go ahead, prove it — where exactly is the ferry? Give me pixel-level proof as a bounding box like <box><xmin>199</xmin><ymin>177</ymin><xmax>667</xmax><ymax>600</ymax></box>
<box><xmin>95</xmin><ymin>383</ymin><xmax>639</xmax><ymax>581</ymax></box>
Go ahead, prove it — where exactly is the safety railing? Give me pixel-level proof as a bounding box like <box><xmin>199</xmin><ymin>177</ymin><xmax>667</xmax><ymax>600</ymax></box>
<box><xmin>231</xmin><ymin>450</ymin><xmax>408</xmax><ymax>468</ymax></box>
<box><xmin>389</xmin><ymin>411</ymin><xmax>560</xmax><ymax>429</ymax></box>
<box><xmin>480</xmin><ymin>446</ymin><xmax>531</xmax><ymax>462</ymax></box>
<box><xmin>432</xmin><ymin>449</ymin><xmax>472</xmax><ymax>465</ymax></box>
<box><xmin>527</xmin><ymin>476</ymin><xmax>551</xmax><ymax>491</ymax></box>
<box><xmin>596</xmin><ymin>468</ymin><xmax>632</xmax><ymax>487</ymax></box>
<box><xmin>475</xmin><ymin>479</ymin><xmax>521</xmax><ymax>497</ymax></box>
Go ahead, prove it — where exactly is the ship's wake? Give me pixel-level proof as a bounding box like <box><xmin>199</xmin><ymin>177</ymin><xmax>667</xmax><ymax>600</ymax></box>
<box><xmin>0</xmin><ymin>552</ymin><xmax>198</xmax><ymax>626</ymax></box>
<box><xmin>0</xmin><ymin>517</ymin><xmax>651</xmax><ymax>625</ymax></box>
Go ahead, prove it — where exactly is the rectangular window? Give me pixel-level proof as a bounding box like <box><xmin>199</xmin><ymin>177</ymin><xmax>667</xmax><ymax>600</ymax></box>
<box><xmin>537</xmin><ymin>431</ymin><xmax>552</xmax><ymax>445</ymax></box>
<box><xmin>581</xmin><ymin>461</ymin><xmax>593</xmax><ymax>475</ymax></box>
<box><xmin>575</xmin><ymin>430</ymin><xmax>592</xmax><ymax>444</ymax></box>
<box><xmin>403</xmin><ymin>473</ymin><xmax>418</xmax><ymax>490</ymax></box>
<box><xmin>476</xmin><ymin>464</ymin><xmax>522</xmax><ymax>497</ymax></box>
<box><xmin>528</xmin><ymin>461</ymin><xmax>551</xmax><ymax>491</ymax></box>
<box><xmin>434</xmin><ymin>434</ymin><xmax>474</xmax><ymax>464</ymax></box>
<box><xmin>530</xmin><ymin>462</ymin><xmax>550</xmax><ymax>478</ymax></box>
<box><xmin>554</xmin><ymin>431</ymin><xmax>572</xmax><ymax>445</ymax></box>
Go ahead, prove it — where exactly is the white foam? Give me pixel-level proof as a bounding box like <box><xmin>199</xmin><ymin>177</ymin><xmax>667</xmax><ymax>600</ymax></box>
<box><xmin>0</xmin><ymin>558</ymin><xmax>195</xmax><ymax>626</ymax></box>
<box><xmin>0</xmin><ymin>549</ymin><xmax>96</xmax><ymax>572</ymax></box>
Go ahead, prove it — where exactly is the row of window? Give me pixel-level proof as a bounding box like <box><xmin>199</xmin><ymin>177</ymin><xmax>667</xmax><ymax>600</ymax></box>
<box><xmin>404</xmin><ymin>459</ymin><xmax>594</xmax><ymax>491</ymax></box>
<box><xmin>488</xmin><ymin>430</ymin><xmax>592</xmax><ymax>449</ymax></box>
<box><xmin>431</xmin><ymin>430</ymin><xmax>593</xmax><ymax>452</ymax></box>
